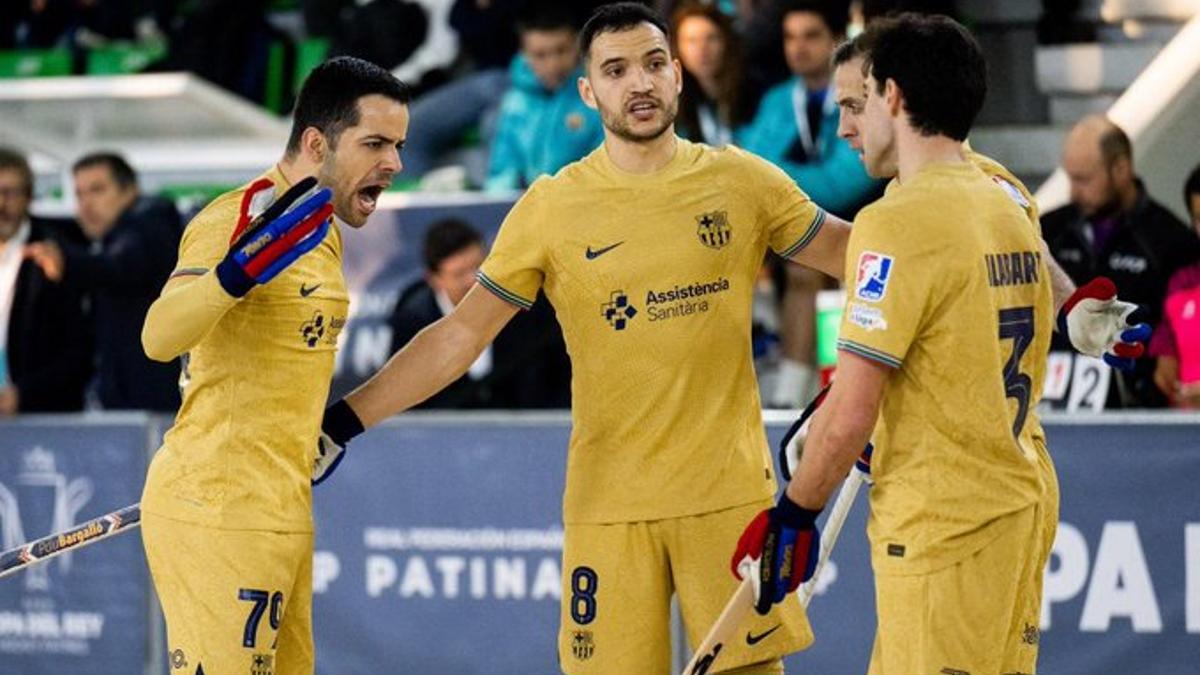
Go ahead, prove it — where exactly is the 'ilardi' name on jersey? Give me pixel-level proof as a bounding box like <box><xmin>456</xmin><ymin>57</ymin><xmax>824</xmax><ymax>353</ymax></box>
<box><xmin>985</xmin><ymin>250</ymin><xmax>1042</xmax><ymax>288</ymax></box>
<box><xmin>644</xmin><ymin>277</ymin><xmax>732</xmax><ymax>322</ymax></box>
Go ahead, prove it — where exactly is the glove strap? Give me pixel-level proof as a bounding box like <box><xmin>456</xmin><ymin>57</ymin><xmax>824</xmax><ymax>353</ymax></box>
<box><xmin>215</xmin><ymin>257</ymin><xmax>256</xmax><ymax>298</ymax></box>
<box><xmin>323</xmin><ymin>399</ymin><xmax>366</xmax><ymax>446</ymax></box>
<box><xmin>775</xmin><ymin>493</ymin><xmax>821</xmax><ymax>528</ymax></box>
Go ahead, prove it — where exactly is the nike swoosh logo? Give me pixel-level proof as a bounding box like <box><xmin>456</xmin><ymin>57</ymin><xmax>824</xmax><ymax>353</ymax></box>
<box><xmin>745</xmin><ymin>624</ymin><xmax>781</xmax><ymax>646</ymax></box>
<box><xmin>300</xmin><ymin>283</ymin><xmax>322</xmax><ymax>297</ymax></box>
<box><xmin>585</xmin><ymin>241</ymin><xmax>624</xmax><ymax>260</ymax></box>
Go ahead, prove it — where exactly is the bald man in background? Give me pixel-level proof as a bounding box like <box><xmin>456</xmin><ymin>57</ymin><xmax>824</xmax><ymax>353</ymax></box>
<box><xmin>1041</xmin><ymin>114</ymin><xmax>1200</xmax><ymax>408</ymax></box>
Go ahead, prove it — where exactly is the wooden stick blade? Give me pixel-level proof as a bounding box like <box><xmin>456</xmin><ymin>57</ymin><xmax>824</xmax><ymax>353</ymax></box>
<box><xmin>680</xmin><ymin>575</ymin><xmax>757</xmax><ymax>675</ymax></box>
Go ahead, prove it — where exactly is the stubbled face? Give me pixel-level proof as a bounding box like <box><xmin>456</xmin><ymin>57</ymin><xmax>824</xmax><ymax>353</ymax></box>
<box><xmin>523</xmin><ymin>28</ymin><xmax>579</xmax><ymax>91</ymax></box>
<box><xmin>676</xmin><ymin>15</ymin><xmax>724</xmax><ymax>83</ymax></box>
<box><xmin>580</xmin><ymin>23</ymin><xmax>682</xmax><ymax>143</ymax></box>
<box><xmin>860</xmin><ymin>71</ymin><xmax>900</xmax><ymax>179</ymax></box>
<box><xmin>1063</xmin><ymin>142</ymin><xmax>1121</xmax><ymax>219</ymax></box>
<box><xmin>783</xmin><ymin>11</ymin><xmax>835</xmax><ymax>80</ymax></box>
<box><xmin>74</xmin><ymin>164</ymin><xmax>137</xmax><ymax>241</ymax></box>
<box><xmin>0</xmin><ymin>168</ymin><xmax>30</xmax><ymax>241</ymax></box>
<box><xmin>428</xmin><ymin>242</ymin><xmax>485</xmax><ymax>306</ymax></box>
<box><xmin>317</xmin><ymin>94</ymin><xmax>409</xmax><ymax>228</ymax></box>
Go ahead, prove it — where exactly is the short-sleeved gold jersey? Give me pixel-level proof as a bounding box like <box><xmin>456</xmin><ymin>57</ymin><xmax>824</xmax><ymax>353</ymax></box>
<box><xmin>142</xmin><ymin>167</ymin><xmax>349</xmax><ymax>532</ymax></box>
<box><xmin>478</xmin><ymin>139</ymin><xmax>826</xmax><ymax>524</ymax></box>
<box><xmin>839</xmin><ymin>161</ymin><xmax>1053</xmax><ymax>574</ymax></box>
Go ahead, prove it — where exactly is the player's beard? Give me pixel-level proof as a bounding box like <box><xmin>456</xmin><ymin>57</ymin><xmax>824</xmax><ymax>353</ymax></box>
<box><xmin>317</xmin><ymin>150</ymin><xmax>361</xmax><ymax>228</ymax></box>
<box><xmin>598</xmin><ymin>95</ymin><xmax>678</xmax><ymax>144</ymax></box>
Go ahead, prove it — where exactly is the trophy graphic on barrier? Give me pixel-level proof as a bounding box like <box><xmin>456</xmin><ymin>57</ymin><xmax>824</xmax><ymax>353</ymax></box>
<box><xmin>0</xmin><ymin>447</ymin><xmax>93</xmax><ymax>591</ymax></box>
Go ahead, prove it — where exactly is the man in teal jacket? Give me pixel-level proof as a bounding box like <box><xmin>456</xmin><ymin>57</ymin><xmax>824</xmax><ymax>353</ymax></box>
<box><xmin>740</xmin><ymin>1</ymin><xmax>879</xmax><ymax>216</ymax></box>
<box><xmin>741</xmin><ymin>2</ymin><xmax>882</xmax><ymax>409</ymax></box>
<box><xmin>486</xmin><ymin>6</ymin><xmax>604</xmax><ymax>192</ymax></box>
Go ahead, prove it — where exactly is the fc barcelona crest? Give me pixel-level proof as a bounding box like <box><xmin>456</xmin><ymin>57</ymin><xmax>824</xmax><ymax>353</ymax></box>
<box><xmin>571</xmin><ymin>630</ymin><xmax>595</xmax><ymax>660</ymax></box>
<box><xmin>696</xmin><ymin>211</ymin><xmax>732</xmax><ymax>249</ymax></box>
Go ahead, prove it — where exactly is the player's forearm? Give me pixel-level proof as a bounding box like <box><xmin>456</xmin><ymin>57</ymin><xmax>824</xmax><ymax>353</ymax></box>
<box><xmin>785</xmin><ymin>400</ymin><xmax>874</xmax><ymax>509</ymax></box>
<box><xmin>1043</xmin><ymin>238</ymin><xmax>1075</xmax><ymax>316</ymax></box>
<box><xmin>142</xmin><ymin>273</ymin><xmax>239</xmax><ymax>362</ymax></box>
<box><xmin>784</xmin><ymin>355</ymin><xmax>886</xmax><ymax>508</ymax></box>
<box><xmin>345</xmin><ymin>314</ymin><xmax>485</xmax><ymax>427</ymax></box>
<box><xmin>790</xmin><ymin>213</ymin><xmax>851</xmax><ymax>281</ymax></box>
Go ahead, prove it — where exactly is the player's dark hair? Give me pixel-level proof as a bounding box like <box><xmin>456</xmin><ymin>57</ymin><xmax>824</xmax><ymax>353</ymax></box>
<box><xmin>73</xmin><ymin>152</ymin><xmax>138</xmax><ymax>190</ymax></box>
<box><xmin>1185</xmin><ymin>164</ymin><xmax>1200</xmax><ymax>216</ymax></box>
<box><xmin>831</xmin><ymin>36</ymin><xmax>862</xmax><ymax>67</ymax></box>
<box><xmin>516</xmin><ymin>1</ymin><xmax>579</xmax><ymax>35</ymax></box>
<box><xmin>579</xmin><ymin>2</ymin><xmax>670</xmax><ymax>63</ymax></box>
<box><xmin>859</xmin><ymin>13</ymin><xmax>985</xmax><ymax>141</ymax></box>
<box><xmin>287</xmin><ymin>56</ymin><xmax>411</xmax><ymax>157</ymax></box>
<box><xmin>781</xmin><ymin>0</ymin><xmax>850</xmax><ymax>37</ymax></box>
<box><xmin>424</xmin><ymin>218</ymin><xmax>483</xmax><ymax>273</ymax></box>
<box><xmin>0</xmin><ymin>146</ymin><xmax>33</xmax><ymax>199</ymax></box>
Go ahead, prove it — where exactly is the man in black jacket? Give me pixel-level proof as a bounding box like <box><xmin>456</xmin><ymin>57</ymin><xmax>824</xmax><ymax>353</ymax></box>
<box><xmin>1042</xmin><ymin>115</ymin><xmax>1200</xmax><ymax>408</ymax></box>
<box><xmin>388</xmin><ymin>217</ymin><xmax>570</xmax><ymax>408</ymax></box>
<box><xmin>26</xmin><ymin>152</ymin><xmax>183</xmax><ymax>411</ymax></box>
<box><xmin>0</xmin><ymin>147</ymin><xmax>92</xmax><ymax>414</ymax></box>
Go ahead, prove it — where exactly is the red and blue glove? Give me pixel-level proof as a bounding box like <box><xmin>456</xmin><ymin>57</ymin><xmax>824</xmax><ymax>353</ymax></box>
<box><xmin>1058</xmin><ymin>277</ymin><xmax>1151</xmax><ymax>372</ymax></box>
<box><xmin>732</xmin><ymin>494</ymin><xmax>821</xmax><ymax>615</ymax></box>
<box><xmin>215</xmin><ymin>176</ymin><xmax>333</xmax><ymax>298</ymax></box>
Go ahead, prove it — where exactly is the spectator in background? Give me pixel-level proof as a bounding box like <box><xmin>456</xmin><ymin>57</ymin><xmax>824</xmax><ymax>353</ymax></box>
<box><xmin>741</xmin><ymin>0</ymin><xmax>878</xmax><ymax>215</ymax></box>
<box><xmin>1042</xmin><ymin>115</ymin><xmax>1200</xmax><ymax>408</ymax></box>
<box><xmin>741</xmin><ymin>1</ymin><xmax>880</xmax><ymax>407</ymax></box>
<box><xmin>485</xmin><ymin>3</ymin><xmax>604</xmax><ymax>192</ymax></box>
<box><xmin>670</xmin><ymin>3</ymin><xmax>752</xmax><ymax>145</ymax></box>
<box><xmin>0</xmin><ymin>147</ymin><xmax>91</xmax><ymax>415</ymax></box>
<box><xmin>397</xmin><ymin>0</ymin><xmax>526</xmax><ymax>184</ymax></box>
<box><xmin>1150</xmin><ymin>165</ymin><xmax>1200</xmax><ymax>407</ymax></box>
<box><xmin>388</xmin><ymin>218</ymin><xmax>569</xmax><ymax>408</ymax></box>
<box><xmin>26</xmin><ymin>152</ymin><xmax>183</xmax><ymax>412</ymax></box>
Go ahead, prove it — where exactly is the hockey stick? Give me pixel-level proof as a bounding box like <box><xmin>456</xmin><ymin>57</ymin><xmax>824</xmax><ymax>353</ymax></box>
<box><xmin>680</xmin><ymin>467</ymin><xmax>867</xmax><ymax>675</ymax></box>
<box><xmin>0</xmin><ymin>503</ymin><xmax>141</xmax><ymax>580</ymax></box>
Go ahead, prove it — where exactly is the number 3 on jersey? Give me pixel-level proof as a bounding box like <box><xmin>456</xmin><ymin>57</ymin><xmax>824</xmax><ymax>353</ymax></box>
<box><xmin>998</xmin><ymin>307</ymin><xmax>1035</xmax><ymax>438</ymax></box>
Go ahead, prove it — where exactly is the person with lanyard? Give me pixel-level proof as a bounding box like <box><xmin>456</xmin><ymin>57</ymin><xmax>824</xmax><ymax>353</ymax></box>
<box><xmin>740</xmin><ymin>0</ymin><xmax>879</xmax><ymax>217</ymax></box>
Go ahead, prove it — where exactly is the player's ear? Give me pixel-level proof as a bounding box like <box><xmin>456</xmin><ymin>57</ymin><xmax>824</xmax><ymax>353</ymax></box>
<box><xmin>884</xmin><ymin>79</ymin><xmax>903</xmax><ymax>117</ymax></box>
<box><xmin>301</xmin><ymin>127</ymin><xmax>329</xmax><ymax>164</ymax></box>
<box><xmin>673</xmin><ymin>58</ymin><xmax>683</xmax><ymax>95</ymax></box>
<box><xmin>578</xmin><ymin>75</ymin><xmax>598</xmax><ymax>111</ymax></box>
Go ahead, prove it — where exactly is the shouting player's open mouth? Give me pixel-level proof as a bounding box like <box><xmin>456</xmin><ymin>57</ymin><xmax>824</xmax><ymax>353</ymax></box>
<box><xmin>355</xmin><ymin>181</ymin><xmax>389</xmax><ymax>217</ymax></box>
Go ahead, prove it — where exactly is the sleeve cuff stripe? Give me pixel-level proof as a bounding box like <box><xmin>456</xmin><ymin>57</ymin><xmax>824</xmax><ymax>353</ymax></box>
<box><xmin>779</xmin><ymin>208</ymin><xmax>828</xmax><ymax>258</ymax></box>
<box><xmin>837</xmin><ymin>339</ymin><xmax>903</xmax><ymax>369</ymax></box>
<box><xmin>477</xmin><ymin>272</ymin><xmax>534</xmax><ymax>310</ymax></box>
<box><xmin>170</xmin><ymin>267</ymin><xmax>208</xmax><ymax>279</ymax></box>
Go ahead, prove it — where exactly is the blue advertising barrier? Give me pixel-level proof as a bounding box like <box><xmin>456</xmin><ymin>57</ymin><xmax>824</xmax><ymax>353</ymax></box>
<box><xmin>306</xmin><ymin>413</ymin><xmax>1200</xmax><ymax>674</ymax></box>
<box><xmin>0</xmin><ymin>415</ymin><xmax>152</xmax><ymax>675</ymax></box>
<box><xmin>0</xmin><ymin>412</ymin><xmax>1198</xmax><ymax>673</ymax></box>
<box><xmin>312</xmin><ymin>417</ymin><xmax>569</xmax><ymax>674</ymax></box>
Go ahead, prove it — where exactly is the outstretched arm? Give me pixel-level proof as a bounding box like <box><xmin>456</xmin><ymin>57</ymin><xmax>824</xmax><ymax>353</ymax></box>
<box><xmin>787</xmin><ymin>211</ymin><xmax>852</xmax><ymax>281</ymax></box>
<box><xmin>345</xmin><ymin>283</ymin><xmax>520</xmax><ymax>427</ymax></box>
<box><xmin>313</xmin><ymin>283</ymin><xmax>520</xmax><ymax>485</ymax></box>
